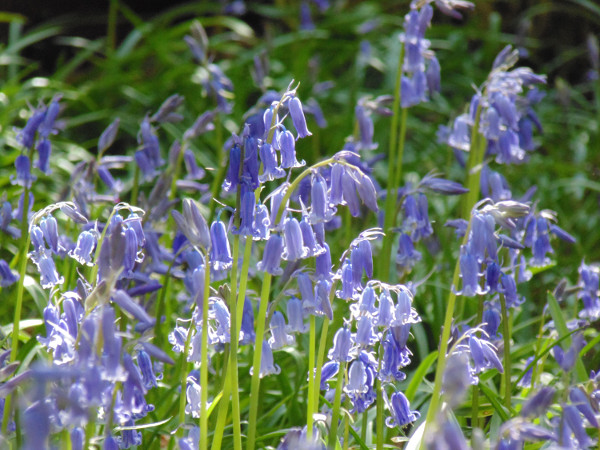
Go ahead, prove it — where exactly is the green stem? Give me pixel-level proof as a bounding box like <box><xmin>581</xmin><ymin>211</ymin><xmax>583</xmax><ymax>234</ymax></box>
<box><xmin>247</xmin><ymin>273</ymin><xmax>272</xmax><ymax>450</ymax></box>
<box><xmin>177</xmin><ymin>318</ymin><xmax>196</xmax><ymax>438</ymax></box>
<box><xmin>227</xmin><ymin>235</ymin><xmax>242</xmax><ymax>450</ymax></box>
<box><xmin>2</xmin><ymin>185</ymin><xmax>31</xmax><ymax>434</ymax></box>
<box><xmin>209</xmin><ymin>114</ymin><xmax>225</xmax><ymax>223</ymax></box>
<box><xmin>307</xmin><ymin>315</ymin><xmax>316</xmax><ymax>439</ymax></box>
<box><xmin>379</xmin><ymin>42</ymin><xmax>405</xmax><ymax>282</ymax></box>
<box><xmin>328</xmin><ymin>361</ymin><xmax>346</xmax><ymax>448</ymax></box>
<box><xmin>130</xmin><ymin>166</ymin><xmax>139</xmax><ymax>205</ymax></box>
<box><xmin>107</xmin><ymin>0</ymin><xmax>119</xmax><ymax>53</ymax></box>
<box><xmin>421</xmin><ymin>218</ymin><xmax>474</xmax><ymax>448</ymax></box>
<box><xmin>200</xmin><ymin>251</ymin><xmax>211</xmax><ymax>449</ymax></box>
<box><xmin>499</xmin><ymin>293</ymin><xmax>512</xmax><ymax>410</ymax></box>
<box><xmin>313</xmin><ymin>316</ymin><xmax>330</xmax><ymax>415</ymax></box>
<box><xmin>461</xmin><ymin>104</ymin><xmax>484</xmax><ymax>220</ymax></box>
<box><xmin>169</xmin><ymin>142</ymin><xmax>186</xmax><ymax>202</ymax></box>
<box><xmin>376</xmin><ymin>377</ymin><xmax>384</xmax><ymax>450</ymax></box>
<box><xmin>471</xmin><ymin>297</ymin><xmax>485</xmax><ymax>430</ymax></box>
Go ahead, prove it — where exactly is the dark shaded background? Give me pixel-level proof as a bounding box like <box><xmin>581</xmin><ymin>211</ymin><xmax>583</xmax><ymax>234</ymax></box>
<box><xmin>2</xmin><ymin>0</ymin><xmax>598</xmax><ymax>84</ymax></box>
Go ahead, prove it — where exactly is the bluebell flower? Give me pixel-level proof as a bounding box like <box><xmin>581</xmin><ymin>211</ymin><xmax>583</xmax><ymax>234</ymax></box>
<box><xmin>299</xmin><ymin>216</ymin><xmax>324</xmax><ymax>257</ymax></box>
<box><xmin>210</xmin><ymin>220</ymin><xmax>232</xmax><ymax>271</ymax></box>
<box><xmin>17</xmin><ymin>109</ymin><xmax>46</xmax><ymax>149</ymax></box>
<box><xmin>253</xmin><ymin>203</ymin><xmax>271</xmax><ymax>240</ymax></box>
<box><xmin>11</xmin><ymin>155</ymin><xmax>36</xmax><ymax>188</ymax></box>
<box><xmin>102</xmin><ymin>306</ymin><xmax>125</xmax><ymax>381</ymax></box>
<box><xmin>454</xmin><ymin>250</ymin><xmax>488</xmax><ymax>297</ymax></box>
<box><xmin>469</xmin><ymin>335</ymin><xmax>503</xmax><ymax>374</ymax></box>
<box><xmin>320</xmin><ymin>361</ymin><xmax>339</xmax><ymax>391</ymax></box>
<box><xmin>309</xmin><ymin>173</ymin><xmax>336</xmax><ymax>224</ymax></box>
<box><xmin>355</xmin><ymin>104</ymin><xmax>377</xmax><ymax>151</ymax></box>
<box><xmin>442</xmin><ymin>351</ymin><xmax>474</xmax><ymax>407</ymax></box>
<box><xmin>345</xmin><ymin>359</ymin><xmax>368</xmax><ymax>397</ymax></box>
<box><xmin>337</xmin><ymin>259</ymin><xmax>358</xmax><ymax>300</ymax></box>
<box><xmin>329</xmin><ymin>163</ymin><xmax>345</xmax><ymax>206</ymax></box>
<box><xmin>562</xmin><ymin>405</ymin><xmax>592</xmax><ymax>448</ymax></box>
<box><xmin>288</xmin><ymin>97</ymin><xmax>312</xmax><ymax>139</ymax></box>
<box><xmin>286</xmin><ymin>297</ymin><xmax>308</xmax><ymax>333</ymax></box>
<box><xmin>298</xmin><ymin>272</ymin><xmax>317</xmax><ymax>312</ymax></box>
<box><xmin>36</xmin><ymin>139</ymin><xmax>52</xmax><ymax>174</ymax></box>
<box><xmin>578</xmin><ymin>262</ymin><xmax>600</xmax><ymax>321</ymax></box>
<box><xmin>279</xmin><ymin>129</ymin><xmax>304</xmax><ymax>169</ymax></box>
<box><xmin>257</xmin><ymin>233</ymin><xmax>284</xmax><ymax>276</ymax></box>
<box><xmin>499</xmin><ymin>273</ymin><xmax>524</xmax><ymax>308</ymax></box>
<box><xmin>112</xmin><ymin>290</ymin><xmax>154</xmax><ymax>326</ymax></box>
<box><xmin>259</xmin><ymin>142</ymin><xmax>285</xmax><ymax>182</ymax></box>
<box><xmin>240</xmin><ymin>297</ymin><xmax>256</xmax><ymax>345</ymax></box>
<box><xmin>223</xmin><ymin>143</ymin><xmax>241</xmax><ymax>192</ymax></box>
<box><xmin>328</xmin><ymin>327</ymin><xmax>353</xmax><ymax>362</ymax></box>
<box><xmin>378</xmin><ymin>335</ymin><xmax>407</xmax><ymax>383</ymax></box>
<box><xmin>39</xmin><ymin>215</ymin><xmax>59</xmax><ymax>254</ymax></box>
<box><xmin>282</xmin><ymin>217</ymin><xmax>308</xmax><ymax>261</ymax></box>
<box><xmin>269</xmin><ymin>183</ymin><xmax>289</xmax><ymax>231</ymax></box>
<box><xmin>210</xmin><ymin>298</ymin><xmax>231</xmax><ymax>347</ymax></box>
<box><xmin>0</xmin><ymin>259</ymin><xmax>19</xmax><ymax>287</ymax></box>
<box><xmin>33</xmin><ymin>250</ymin><xmax>64</xmax><ymax>289</ymax></box>
<box><xmin>314</xmin><ymin>279</ymin><xmax>334</xmax><ymax>320</ymax></box>
<box><xmin>396</xmin><ymin>233</ymin><xmax>421</xmax><ymax>271</ymax></box>
<box><xmin>569</xmin><ymin>387</ymin><xmax>599</xmax><ymax>427</ymax></box>
<box><xmin>351</xmin><ymin>239</ymin><xmax>373</xmax><ymax>285</ymax></box>
<box><xmin>354</xmin><ymin>316</ymin><xmax>378</xmax><ymax>347</ymax></box>
<box><xmin>374</xmin><ymin>289</ymin><xmax>395</xmax><ymax>328</ymax></box>
<box><xmin>269</xmin><ymin>311</ymin><xmax>295</xmax><ymax>349</ymax></box>
<box><xmin>467</xmin><ymin>212</ymin><xmax>498</xmax><ymax>263</ymax></box>
<box><xmin>341</xmin><ymin>170</ymin><xmax>361</xmax><ymax>217</ymax></box>
<box><xmin>237</xmin><ymin>190</ymin><xmax>256</xmax><ymax>237</ymax></box>
<box><xmin>351</xmin><ymin>285</ymin><xmax>378</xmax><ymax>318</ymax></box>
<box><xmin>315</xmin><ymin>242</ymin><xmax>333</xmax><ymax>281</ymax></box>
<box><xmin>482</xmin><ymin>306</ymin><xmax>501</xmax><ymax>340</ymax></box>
<box><xmin>251</xmin><ymin>340</ymin><xmax>281</xmax><ymax>378</ymax></box>
<box><xmin>386</xmin><ymin>391</ymin><xmax>420</xmax><ymax>428</ymax></box>
<box><xmin>137</xmin><ymin>350</ymin><xmax>158</xmax><ymax>389</ymax></box>
<box><xmin>520</xmin><ymin>386</ymin><xmax>555</xmax><ymax>418</ymax></box>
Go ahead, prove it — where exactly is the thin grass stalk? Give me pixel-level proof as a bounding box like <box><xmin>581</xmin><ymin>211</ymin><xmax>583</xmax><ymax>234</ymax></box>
<box><xmin>200</xmin><ymin>250</ymin><xmax>211</xmax><ymax>449</ymax></box>
<box><xmin>2</xmin><ymin>180</ymin><xmax>31</xmax><ymax>435</ymax></box>
<box><xmin>227</xmin><ymin>234</ymin><xmax>242</xmax><ymax>450</ymax></box>
<box><xmin>307</xmin><ymin>315</ymin><xmax>316</xmax><ymax>439</ymax></box>
<box><xmin>376</xmin><ymin>377</ymin><xmax>384</xmax><ymax>450</ymax></box>
<box><xmin>328</xmin><ymin>361</ymin><xmax>346</xmax><ymax>448</ymax></box>
<box><xmin>313</xmin><ymin>316</ymin><xmax>330</xmax><ymax>414</ymax></box>
<box><xmin>379</xmin><ymin>42</ymin><xmax>405</xmax><ymax>282</ymax></box>
<box><xmin>421</xmin><ymin>217</ymin><xmax>474</xmax><ymax>448</ymax></box>
<box><xmin>471</xmin><ymin>296</ymin><xmax>485</xmax><ymax>429</ymax></box>
<box><xmin>499</xmin><ymin>293</ymin><xmax>511</xmax><ymax>410</ymax></box>
<box><xmin>247</xmin><ymin>273</ymin><xmax>272</xmax><ymax>450</ymax></box>
<box><xmin>177</xmin><ymin>317</ymin><xmax>196</xmax><ymax>438</ymax></box>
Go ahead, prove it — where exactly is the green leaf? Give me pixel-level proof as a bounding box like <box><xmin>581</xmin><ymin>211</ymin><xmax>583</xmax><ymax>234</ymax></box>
<box><xmin>478</xmin><ymin>382</ymin><xmax>510</xmax><ymax>421</ymax></box>
<box><xmin>546</xmin><ymin>291</ymin><xmax>587</xmax><ymax>382</ymax></box>
<box><xmin>405</xmin><ymin>351</ymin><xmax>437</xmax><ymax>402</ymax></box>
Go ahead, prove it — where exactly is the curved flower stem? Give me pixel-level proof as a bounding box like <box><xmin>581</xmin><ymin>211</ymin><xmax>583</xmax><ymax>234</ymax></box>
<box><xmin>226</xmin><ymin>234</ymin><xmax>242</xmax><ymax>450</ymax></box>
<box><xmin>499</xmin><ymin>293</ymin><xmax>512</xmax><ymax>410</ymax></box>
<box><xmin>200</xmin><ymin>250</ymin><xmax>211</xmax><ymax>449</ymax></box>
<box><xmin>328</xmin><ymin>360</ymin><xmax>346</xmax><ymax>449</ymax></box>
<box><xmin>177</xmin><ymin>316</ymin><xmax>196</xmax><ymax>438</ymax></box>
<box><xmin>461</xmin><ymin>104</ymin><xmax>484</xmax><ymax>220</ymax></box>
<box><xmin>2</xmin><ymin>181</ymin><xmax>32</xmax><ymax>435</ymax></box>
<box><xmin>379</xmin><ymin>42</ymin><xmax>405</xmax><ymax>282</ymax></box>
<box><xmin>247</xmin><ymin>272</ymin><xmax>272</xmax><ymax>450</ymax></box>
<box><xmin>312</xmin><ymin>316</ymin><xmax>330</xmax><ymax>418</ymax></box>
<box><xmin>471</xmin><ymin>297</ymin><xmax>485</xmax><ymax>429</ymax></box>
<box><xmin>421</xmin><ymin>218</ymin><xmax>474</xmax><ymax>448</ymax></box>
<box><xmin>208</xmin><ymin>114</ymin><xmax>224</xmax><ymax>223</ymax></box>
<box><xmin>307</xmin><ymin>315</ymin><xmax>316</xmax><ymax>439</ymax></box>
